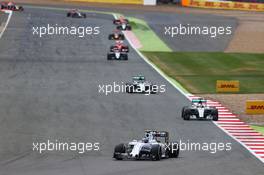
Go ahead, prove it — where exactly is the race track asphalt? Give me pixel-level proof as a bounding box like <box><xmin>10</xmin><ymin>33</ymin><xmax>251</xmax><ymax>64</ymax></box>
<box><xmin>0</xmin><ymin>7</ymin><xmax>263</xmax><ymax>175</ymax></box>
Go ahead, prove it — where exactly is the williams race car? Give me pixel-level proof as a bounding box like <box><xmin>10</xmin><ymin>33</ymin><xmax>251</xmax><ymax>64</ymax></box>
<box><xmin>107</xmin><ymin>49</ymin><xmax>128</xmax><ymax>60</ymax></box>
<box><xmin>113</xmin><ymin>130</ymin><xmax>179</xmax><ymax>161</ymax></box>
<box><xmin>116</xmin><ymin>23</ymin><xmax>132</xmax><ymax>31</ymax></box>
<box><xmin>67</xmin><ymin>9</ymin><xmax>86</xmax><ymax>18</ymax></box>
<box><xmin>108</xmin><ymin>30</ymin><xmax>125</xmax><ymax>40</ymax></box>
<box><xmin>182</xmin><ymin>98</ymin><xmax>218</xmax><ymax>121</ymax></box>
<box><xmin>1</xmin><ymin>2</ymin><xmax>24</xmax><ymax>11</ymax></box>
<box><xmin>126</xmin><ymin>76</ymin><xmax>157</xmax><ymax>94</ymax></box>
<box><xmin>110</xmin><ymin>41</ymin><xmax>129</xmax><ymax>53</ymax></box>
<box><xmin>113</xmin><ymin>16</ymin><xmax>129</xmax><ymax>25</ymax></box>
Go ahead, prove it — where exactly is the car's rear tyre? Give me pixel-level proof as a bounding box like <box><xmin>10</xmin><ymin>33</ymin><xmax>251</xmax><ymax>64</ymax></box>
<box><xmin>120</xmin><ymin>35</ymin><xmax>125</xmax><ymax>40</ymax></box>
<box><xmin>151</xmin><ymin>145</ymin><xmax>161</xmax><ymax>161</ymax></box>
<box><xmin>108</xmin><ymin>35</ymin><xmax>113</xmax><ymax>40</ymax></box>
<box><xmin>110</xmin><ymin>46</ymin><xmax>115</xmax><ymax>52</ymax></box>
<box><xmin>126</xmin><ymin>83</ymin><xmax>133</xmax><ymax>93</ymax></box>
<box><xmin>113</xmin><ymin>143</ymin><xmax>126</xmax><ymax>160</ymax></box>
<box><xmin>168</xmin><ymin>142</ymin><xmax>179</xmax><ymax>158</ymax></box>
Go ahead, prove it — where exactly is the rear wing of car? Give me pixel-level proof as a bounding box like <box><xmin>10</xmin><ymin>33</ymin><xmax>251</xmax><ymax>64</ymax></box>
<box><xmin>133</xmin><ymin>76</ymin><xmax>145</xmax><ymax>81</ymax></box>
<box><xmin>145</xmin><ymin>130</ymin><xmax>169</xmax><ymax>143</ymax></box>
<box><xmin>192</xmin><ymin>99</ymin><xmax>207</xmax><ymax>103</ymax></box>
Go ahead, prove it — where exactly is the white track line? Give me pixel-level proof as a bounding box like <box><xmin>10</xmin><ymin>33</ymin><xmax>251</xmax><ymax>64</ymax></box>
<box><xmin>0</xmin><ymin>10</ymin><xmax>12</xmax><ymax>39</ymax></box>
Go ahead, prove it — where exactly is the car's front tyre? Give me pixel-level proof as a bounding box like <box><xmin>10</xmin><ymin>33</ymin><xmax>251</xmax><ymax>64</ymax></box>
<box><xmin>113</xmin><ymin>143</ymin><xmax>126</xmax><ymax>160</ymax></box>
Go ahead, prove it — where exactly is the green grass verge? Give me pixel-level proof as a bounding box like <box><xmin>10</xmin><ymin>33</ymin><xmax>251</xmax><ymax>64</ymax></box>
<box><xmin>127</xmin><ymin>17</ymin><xmax>172</xmax><ymax>52</ymax></box>
<box><xmin>142</xmin><ymin>52</ymin><xmax>264</xmax><ymax>94</ymax></box>
<box><xmin>251</xmin><ymin>125</ymin><xmax>264</xmax><ymax>135</ymax></box>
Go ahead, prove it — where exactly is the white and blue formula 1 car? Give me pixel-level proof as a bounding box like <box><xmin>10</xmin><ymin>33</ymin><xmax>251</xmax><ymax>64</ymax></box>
<box><xmin>113</xmin><ymin>130</ymin><xmax>179</xmax><ymax>161</ymax></box>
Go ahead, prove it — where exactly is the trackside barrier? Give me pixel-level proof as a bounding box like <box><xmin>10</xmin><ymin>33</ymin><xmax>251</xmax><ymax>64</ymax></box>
<box><xmin>65</xmin><ymin>0</ymin><xmax>144</xmax><ymax>5</ymax></box>
<box><xmin>182</xmin><ymin>0</ymin><xmax>264</xmax><ymax>12</ymax></box>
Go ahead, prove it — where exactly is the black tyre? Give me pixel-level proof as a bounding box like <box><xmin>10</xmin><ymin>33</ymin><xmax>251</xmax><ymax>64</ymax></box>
<box><xmin>113</xmin><ymin>20</ymin><xmax>119</xmax><ymax>25</ymax></box>
<box><xmin>151</xmin><ymin>145</ymin><xmax>161</xmax><ymax>161</ymax></box>
<box><xmin>181</xmin><ymin>106</ymin><xmax>187</xmax><ymax>118</ymax></box>
<box><xmin>107</xmin><ymin>54</ymin><xmax>112</xmax><ymax>60</ymax></box>
<box><xmin>122</xmin><ymin>54</ymin><xmax>128</xmax><ymax>60</ymax></box>
<box><xmin>212</xmin><ymin>109</ymin><xmax>218</xmax><ymax>121</ymax></box>
<box><xmin>127</xmin><ymin>26</ymin><xmax>132</xmax><ymax>30</ymax></box>
<box><xmin>168</xmin><ymin>142</ymin><xmax>179</xmax><ymax>158</ymax></box>
<box><xmin>150</xmin><ymin>85</ymin><xmax>157</xmax><ymax>94</ymax></box>
<box><xmin>110</xmin><ymin>46</ymin><xmax>115</xmax><ymax>52</ymax></box>
<box><xmin>126</xmin><ymin>83</ymin><xmax>133</xmax><ymax>93</ymax></box>
<box><xmin>83</xmin><ymin>14</ymin><xmax>87</xmax><ymax>18</ymax></box>
<box><xmin>113</xmin><ymin>143</ymin><xmax>126</xmax><ymax>160</ymax></box>
<box><xmin>108</xmin><ymin>35</ymin><xmax>113</xmax><ymax>40</ymax></box>
<box><xmin>183</xmin><ymin>109</ymin><xmax>190</xmax><ymax>120</ymax></box>
<box><xmin>120</xmin><ymin>35</ymin><xmax>125</xmax><ymax>40</ymax></box>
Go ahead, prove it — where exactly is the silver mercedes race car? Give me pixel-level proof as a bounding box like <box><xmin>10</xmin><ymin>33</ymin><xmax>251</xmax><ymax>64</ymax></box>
<box><xmin>113</xmin><ymin>130</ymin><xmax>179</xmax><ymax>161</ymax></box>
<box><xmin>126</xmin><ymin>75</ymin><xmax>157</xmax><ymax>94</ymax></box>
<box><xmin>116</xmin><ymin>23</ymin><xmax>132</xmax><ymax>31</ymax></box>
<box><xmin>182</xmin><ymin>98</ymin><xmax>218</xmax><ymax>121</ymax></box>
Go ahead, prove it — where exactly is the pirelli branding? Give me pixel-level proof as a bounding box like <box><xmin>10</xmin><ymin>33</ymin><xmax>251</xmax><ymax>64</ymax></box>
<box><xmin>246</xmin><ymin>101</ymin><xmax>264</xmax><ymax>114</ymax></box>
<box><xmin>216</xmin><ymin>80</ymin><xmax>239</xmax><ymax>93</ymax></box>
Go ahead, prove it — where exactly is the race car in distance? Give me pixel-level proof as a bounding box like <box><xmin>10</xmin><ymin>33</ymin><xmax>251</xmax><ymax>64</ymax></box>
<box><xmin>1</xmin><ymin>2</ymin><xmax>24</xmax><ymax>11</ymax></box>
<box><xmin>107</xmin><ymin>49</ymin><xmax>128</xmax><ymax>60</ymax></box>
<box><xmin>113</xmin><ymin>16</ymin><xmax>129</xmax><ymax>25</ymax></box>
<box><xmin>126</xmin><ymin>75</ymin><xmax>157</xmax><ymax>94</ymax></box>
<box><xmin>116</xmin><ymin>23</ymin><xmax>132</xmax><ymax>31</ymax></box>
<box><xmin>113</xmin><ymin>130</ymin><xmax>179</xmax><ymax>161</ymax></box>
<box><xmin>108</xmin><ymin>30</ymin><xmax>125</xmax><ymax>40</ymax></box>
<box><xmin>182</xmin><ymin>98</ymin><xmax>218</xmax><ymax>121</ymax></box>
<box><xmin>67</xmin><ymin>9</ymin><xmax>86</xmax><ymax>18</ymax></box>
<box><xmin>110</xmin><ymin>41</ymin><xmax>129</xmax><ymax>53</ymax></box>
